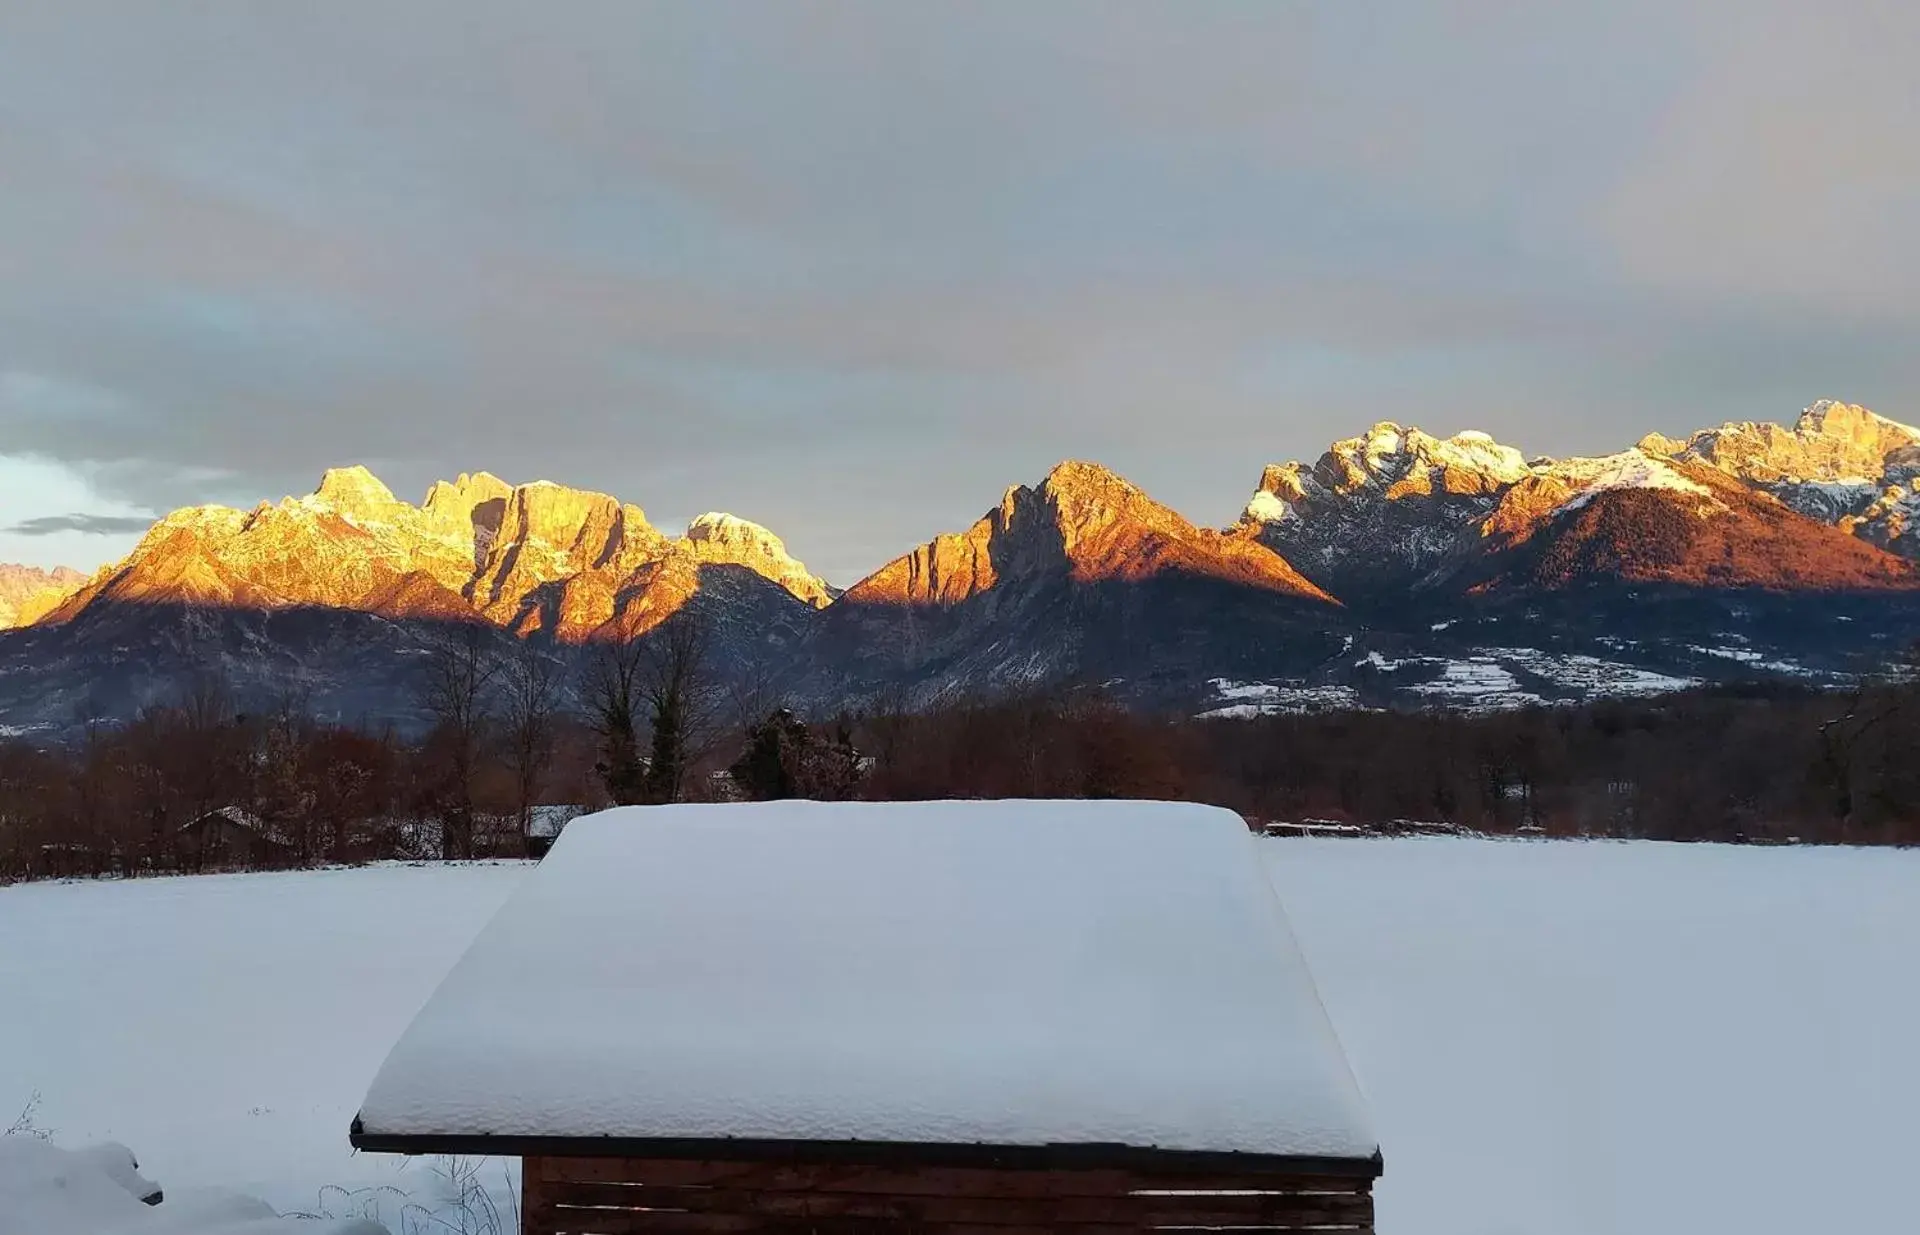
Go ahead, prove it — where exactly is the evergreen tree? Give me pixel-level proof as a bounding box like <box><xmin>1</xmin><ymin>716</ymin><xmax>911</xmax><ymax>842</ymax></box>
<box><xmin>731</xmin><ymin>709</ymin><xmax>808</xmax><ymax>800</ymax></box>
<box><xmin>642</xmin><ymin>687</ymin><xmax>685</xmax><ymax>805</ymax></box>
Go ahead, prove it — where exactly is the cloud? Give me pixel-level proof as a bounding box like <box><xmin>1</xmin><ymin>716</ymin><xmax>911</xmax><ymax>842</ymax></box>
<box><xmin>6</xmin><ymin>513</ymin><xmax>157</xmax><ymax>537</ymax></box>
<box><xmin>1600</xmin><ymin>3</ymin><xmax>1920</xmax><ymax>318</ymax></box>
<box><xmin>0</xmin><ymin>454</ymin><xmax>154</xmax><ymax>570</ymax></box>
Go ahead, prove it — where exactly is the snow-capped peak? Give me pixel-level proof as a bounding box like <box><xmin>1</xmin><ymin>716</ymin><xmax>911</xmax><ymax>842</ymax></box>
<box><xmin>308</xmin><ymin>465</ymin><xmax>403</xmax><ymax>522</ymax></box>
<box><xmin>1243</xmin><ymin>424</ymin><xmax>1530</xmax><ymax>524</ymax></box>
<box><xmin>685</xmin><ymin>511</ymin><xmax>789</xmax><ymax>553</ymax></box>
<box><xmin>1547</xmin><ymin>450</ymin><xmax>1718</xmax><ymax>516</ymax></box>
<box><xmin>1630</xmin><ymin>401</ymin><xmax>1920</xmax><ymax>553</ymax></box>
<box><xmin>681</xmin><ymin>512</ymin><xmax>832</xmax><ymax>607</ymax></box>
<box><xmin>1656</xmin><ymin>400</ymin><xmax>1920</xmax><ymax>486</ymax></box>
<box><xmin>1800</xmin><ymin>398</ymin><xmax>1920</xmax><ymax>440</ymax></box>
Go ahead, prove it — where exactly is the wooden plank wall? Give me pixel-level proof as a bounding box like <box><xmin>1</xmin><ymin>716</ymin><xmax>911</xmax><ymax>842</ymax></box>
<box><xmin>523</xmin><ymin>1155</ymin><xmax>1375</xmax><ymax>1234</ymax></box>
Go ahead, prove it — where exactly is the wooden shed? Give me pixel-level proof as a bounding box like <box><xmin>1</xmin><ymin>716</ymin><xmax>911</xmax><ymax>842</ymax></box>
<box><xmin>177</xmin><ymin>806</ymin><xmax>295</xmax><ymax>871</ymax></box>
<box><xmin>350</xmin><ymin>800</ymin><xmax>1382</xmax><ymax>1233</ymax></box>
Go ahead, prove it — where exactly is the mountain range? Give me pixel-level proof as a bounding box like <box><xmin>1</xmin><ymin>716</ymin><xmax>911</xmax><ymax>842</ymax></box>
<box><xmin>3</xmin><ymin>399</ymin><xmax>1917</xmax><ymax>733</ymax></box>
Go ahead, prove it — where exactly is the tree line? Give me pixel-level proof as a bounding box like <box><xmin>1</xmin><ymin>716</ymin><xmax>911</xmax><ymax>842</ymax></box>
<box><xmin>3</xmin><ymin>618</ymin><xmax>1916</xmax><ymax>881</ymax></box>
<box><xmin>0</xmin><ymin>611</ymin><xmax>862</xmax><ymax>879</ymax></box>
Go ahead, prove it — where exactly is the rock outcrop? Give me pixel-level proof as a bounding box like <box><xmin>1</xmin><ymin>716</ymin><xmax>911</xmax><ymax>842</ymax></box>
<box><xmin>0</xmin><ymin>564</ymin><xmax>85</xmax><ymax>630</ymax></box>
<box><xmin>683</xmin><ymin>513</ymin><xmax>834</xmax><ymax>609</ymax></box>
<box><xmin>1464</xmin><ymin>453</ymin><xmax>1916</xmax><ymax>592</ymax></box>
<box><xmin>852</xmin><ymin>460</ymin><xmax>1330</xmax><ymax>607</ymax></box>
<box><xmin>808</xmin><ymin>461</ymin><xmax>1339</xmax><ymax>707</ymax></box>
<box><xmin>1247</xmin><ymin>407</ymin><xmax>1920</xmax><ymax>596</ymax></box>
<box><xmin>1643</xmin><ymin>400</ymin><xmax>1920</xmax><ymax>559</ymax></box>
<box><xmin>34</xmin><ymin>469</ymin><xmax>830</xmax><ymax>642</ymax></box>
<box><xmin>1241</xmin><ymin>424</ymin><xmax>1533</xmax><ymax>597</ymax></box>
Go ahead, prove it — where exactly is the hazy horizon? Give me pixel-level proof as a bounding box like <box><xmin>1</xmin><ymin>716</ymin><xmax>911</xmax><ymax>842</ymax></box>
<box><xmin>4</xmin><ymin>2</ymin><xmax>1917</xmax><ymax>578</ymax></box>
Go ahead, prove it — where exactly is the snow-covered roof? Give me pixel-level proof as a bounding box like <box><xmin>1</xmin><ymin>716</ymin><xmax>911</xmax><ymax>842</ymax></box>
<box><xmin>180</xmin><ymin>806</ymin><xmax>266</xmax><ymax>834</ymax></box>
<box><xmin>352</xmin><ymin>800</ymin><xmax>1378</xmax><ymax>1163</ymax></box>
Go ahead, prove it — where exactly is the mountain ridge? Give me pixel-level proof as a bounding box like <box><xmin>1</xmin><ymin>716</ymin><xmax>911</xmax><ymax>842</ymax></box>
<box><xmin>5</xmin><ymin>399</ymin><xmax>1920</xmax><ymax>730</ymax></box>
<box><xmin>0</xmin><ymin>564</ymin><xmax>86</xmax><ymax>630</ymax></box>
<box><xmin>846</xmin><ymin>459</ymin><xmax>1333</xmax><ymax>608</ymax></box>
<box><xmin>1241</xmin><ymin>400</ymin><xmax>1920</xmax><ymax>599</ymax></box>
<box><xmin>29</xmin><ymin>468</ymin><xmax>832</xmax><ymax>643</ymax></box>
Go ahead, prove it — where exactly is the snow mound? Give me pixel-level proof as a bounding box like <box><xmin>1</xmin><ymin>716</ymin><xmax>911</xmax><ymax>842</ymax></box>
<box><xmin>0</xmin><ymin>1138</ymin><xmax>385</xmax><ymax>1235</ymax></box>
<box><xmin>1243</xmin><ymin>487</ymin><xmax>1294</xmax><ymax>523</ymax></box>
<box><xmin>355</xmin><ymin>800</ymin><xmax>1378</xmax><ymax>1161</ymax></box>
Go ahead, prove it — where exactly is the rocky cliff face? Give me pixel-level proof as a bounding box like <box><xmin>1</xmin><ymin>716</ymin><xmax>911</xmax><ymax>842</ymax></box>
<box><xmin>1463</xmin><ymin>453</ymin><xmax>1917</xmax><ymax>592</ymax></box>
<box><xmin>1655</xmin><ymin>400</ymin><xmax>1917</xmax><ymax>486</ymax></box>
<box><xmin>44</xmin><ymin>474</ymin><xmax>482</xmax><ymax>627</ymax></box>
<box><xmin>1241</xmin><ymin>423</ymin><xmax>1533</xmax><ymax>597</ymax></box>
<box><xmin>35</xmin><ymin>467</ymin><xmax>831</xmax><ymax>643</ymax></box>
<box><xmin>683</xmin><ymin>513</ymin><xmax>834</xmax><ymax>609</ymax></box>
<box><xmin>809</xmin><ymin>461</ymin><xmax>1340</xmax><ymax>706</ymax></box>
<box><xmin>851</xmin><ymin>460</ymin><xmax>1330</xmax><ymax>608</ymax></box>
<box><xmin>0</xmin><ymin>564</ymin><xmax>85</xmax><ymax>630</ymax></box>
<box><xmin>1247</xmin><ymin>408</ymin><xmax>1920</xmax><ymax>600</ymax></box>
<box><xmin>1642</xmin><ymin>400</ymin><xmax>1920</xmax><ymax>559</ymax></box>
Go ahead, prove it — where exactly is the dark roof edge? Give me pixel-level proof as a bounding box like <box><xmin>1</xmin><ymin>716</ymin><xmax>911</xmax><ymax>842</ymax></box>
<box><xmin>348</xmin><ymin>1116</ymin><xmax>1382</xmax><ymax>1178</ymax></box>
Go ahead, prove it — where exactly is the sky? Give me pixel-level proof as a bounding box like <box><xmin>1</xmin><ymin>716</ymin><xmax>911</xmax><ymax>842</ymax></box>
<box><xmin>2</xmin><ymin>1</ymin><xmax>1917</xmax><ymax>583</ymax></box>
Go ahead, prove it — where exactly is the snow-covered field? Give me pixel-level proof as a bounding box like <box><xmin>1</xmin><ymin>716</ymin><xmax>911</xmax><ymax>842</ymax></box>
<box><xmin>1357</xmin><ymin>648</ymin><xmax>1699</xmax><ymax>709</ymax></box>
<box><xmin>0</xmin><ymin>864</ymin><xmax>527</xmax><ymax>1226</ymax></box>
<box><xmin>1198</xmin><ymin>678</ymin><xmax>1360</xmax><ymax>718</ymax></box>
<box><xmin>1266</xmin><ymin>839</ymin><xmax>1919</xmax><ymax>1234</ymax></box>
<box><xmin>4</xmin><ymin>841</ymin><xmax>1917</xmax><ymax>1234</ymax></box>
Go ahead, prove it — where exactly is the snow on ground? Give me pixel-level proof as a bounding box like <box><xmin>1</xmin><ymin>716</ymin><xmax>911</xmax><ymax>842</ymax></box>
<box><xmin>1198</xmin><ymin>679</ymin><xmax>1360</xmax><ymax>717</ymax></box>
<box><xmin>1406</xmin><ymin>657</ymin><xmax>1547</xmax><ymax>707</ymax></box>
<box><xmin>1689</xmin><ymin>644</ymin><xmax>1816</xmax><ymax>675</ymax></box>
<box><xmin>1205</xmin><ymin>677</ymin><xmax>1285</xmax><ymax>701</ymax></box>
<box><xmin>1550</xmin><ymin>450</ymin><xmax>1718</xmax><ymax>514</ymax></box>
<box><xmin>1782</xmin><ymin>477</ymin><xmax>1878</xmax><ymax>517</ymax></box>
<box><xmin>1363</xmin><ymin>648</ymin><xmax>1698</xmax><ymax>706</ymax></box>
<box><xmin>0</xmin><ymin>863</ymin><xmax>526</xmax><ymax>1222</ymax></box>
<box><xmin>5</xmin><ymin>840</ymin><xmax>1919</xmax><ymax>1235</ymax></box>
<box><xmin>1483</xmin><ymin>647</ymin><xmax>1699</xmax><ymax>695</ymax></box>
<box><xmin>0</xmin><ymin>1137</ymin><xmax>386</xmax><ymax>1235</ymax></box>
<box><xmin>1267</xmin><ymin>838</ymin><xmax>1920</xmax><ymax>1235</ymax></box>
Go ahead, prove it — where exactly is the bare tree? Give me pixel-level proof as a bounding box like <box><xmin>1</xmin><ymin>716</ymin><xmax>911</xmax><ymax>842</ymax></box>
<box><xmin>6</xmin><ymin>1090</ymin><xmax>49</xmax><ymax>1139</ymax></box>
<box><xmin>726</xmin><ymin>645</ymin><xmax>786</xmax><ymax>738</ymax></box>
<box><xmin>418</xmin><ymin>623</ymin><xmax>501</xmax><ymax>859</ymax></box>
<box><xmin>501</xmin><ymin>640</ymin><xmax>562</xmax><ymax>855</ymax></box>
<box><xmin>1815</xmin><ymin>641</ymin><xmax>1919</xmax><ymax>837</ymax></box>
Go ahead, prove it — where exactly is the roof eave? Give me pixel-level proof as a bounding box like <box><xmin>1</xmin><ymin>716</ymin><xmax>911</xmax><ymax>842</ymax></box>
<box><xmin>348</xmin><ymin>1116</ymin><xmax>1382</xmax><ymax>1178</ymax></box>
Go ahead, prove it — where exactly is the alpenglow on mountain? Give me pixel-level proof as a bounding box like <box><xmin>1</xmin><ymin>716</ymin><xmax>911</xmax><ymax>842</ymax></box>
<box><xmin>1238</xmin><ymin>401</ymin><xmax>1920</xmax><ymax>599</ymax></box>
<box><xmin>30</xmin><ymin>467</ymin><xmax>830</xmax><ymax>641</ymax></box>
<box><xmin>3</xmin><ymin>400</ymin><xmax>1918</xmax><ymax>731</ymax></box>
<box><xmin>0</xmin><ymin>564</ymin><xmax>84</xmax><ymax>630</ymax></box>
